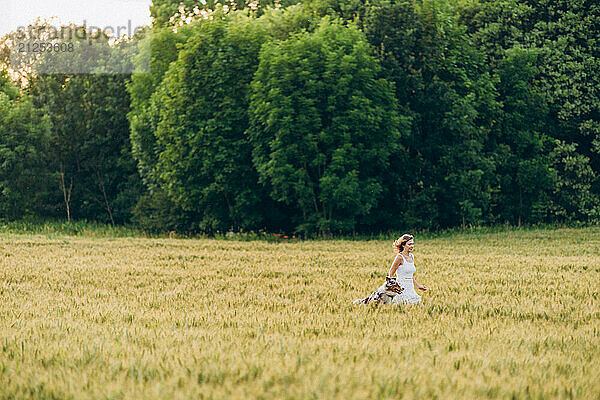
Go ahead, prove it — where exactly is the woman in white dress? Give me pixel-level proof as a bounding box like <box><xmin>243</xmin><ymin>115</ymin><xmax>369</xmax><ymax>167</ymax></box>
<box><xmin>388</xmin><ymin>234</ymin><xmax>427</xmax><ymax>305</ymax></box>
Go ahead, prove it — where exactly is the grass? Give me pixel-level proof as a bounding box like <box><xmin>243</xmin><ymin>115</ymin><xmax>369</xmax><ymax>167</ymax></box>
<box><xmin>0</xmin><ymin>226</ymin><xmax>599</xmax><ymax>399</ymax></box>
<box><xmin>2</xmin><ymin>216</ymin><xmax>598</xmax><ymax>242</ymax></box>
<box><xmin>0</xmin><ymin>219</ymin><xmax>147</xmax><ymax>238</ymax></box>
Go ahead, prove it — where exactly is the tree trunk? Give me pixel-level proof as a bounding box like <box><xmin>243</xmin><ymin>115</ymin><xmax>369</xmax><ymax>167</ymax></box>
<box><xmin>518</xmin><ymin>186</ymin><xmax>523</xmax><ymax>227</ymax></box>
<box><xmin>59</xmin><ymin>162</ymin><xmax>72</xmax><ymax>223</ymax></box>
<box><xmin>96</xmin><ymin>170</ymin><xmax>115</xmax><ymax>226</ymax></box>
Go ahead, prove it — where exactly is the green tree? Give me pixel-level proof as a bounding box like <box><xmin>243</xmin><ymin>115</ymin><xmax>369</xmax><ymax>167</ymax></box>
<box><xmin>0</xmin><ymin>71</ymin><xmax>52</xmax><ymax>219</ymax></box>
<box><xmin>248</xmin><ymin>17</ymin><xmax>403</xmax><ymax>234</ymax></box>
<box><xmin>79</xmin><ymin>74</ymin><xmax>143</xmax><ymax>224</ymax></box>
<box><xmin>29</xmin><ymin>73</ymin><xmax>86</xmax><ymax>221</ymax></box>
<box><xmin>490</xmin><ymin>47</ymin><xmax>555</xmax><ymax>225</ymax></box>
<box><xmin>457</xmin><ymin>0</ymin><xmax>600</xmax><ymax>221</ymax></box>
<box><xmin>130</xmin><ymin>5</ymin><xmax>314</xmax><ymax>233</ymax></box>
<box><xmin>361</xmin><ymin>0</ymin><xmax>499</xmax><ymax>228</ymax></box>
<box><xmin>127</xmin><ymin>25</ymin><xmax>196</xmax><ymax>188</ymax></box>
<box><xmin>539</xmin><ymin>141</ymin><xmax>600</xmax><ymax>222</ymax></box>
<box><xmin>30</xmin><ymin>72</ymin><xmax>142</xmax><ymax>224</ymax></box>
<box><xmin>153</xmin><ymin>11</ymin><xmax>279</xmax><ymax>232</ymax></box>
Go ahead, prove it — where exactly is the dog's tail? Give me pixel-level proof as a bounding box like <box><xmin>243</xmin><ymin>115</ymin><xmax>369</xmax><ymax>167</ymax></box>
<box><xmin>353</xmin><ymin>298</ymin><xmax>367</xmax><ymax>305</ymax></box>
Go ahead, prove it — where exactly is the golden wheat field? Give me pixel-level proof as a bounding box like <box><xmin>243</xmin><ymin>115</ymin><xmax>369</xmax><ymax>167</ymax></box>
<box><xmin>1</xmin><ymin>226</ymin><xmax>599</xmax><ymax>399</ymax></box>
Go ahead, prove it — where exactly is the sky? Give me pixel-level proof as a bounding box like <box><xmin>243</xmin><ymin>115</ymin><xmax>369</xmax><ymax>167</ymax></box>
<box><xmin>0</xmin><ymin>0</ymin><xmax>153</xmax><ymax>37</ymax></box>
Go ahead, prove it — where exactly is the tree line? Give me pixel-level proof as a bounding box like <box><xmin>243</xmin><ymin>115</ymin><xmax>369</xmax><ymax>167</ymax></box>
<box><xmin>1</xmin><ymin>0</ymin><xmax>599</xmax><ymax>235</ymax></box>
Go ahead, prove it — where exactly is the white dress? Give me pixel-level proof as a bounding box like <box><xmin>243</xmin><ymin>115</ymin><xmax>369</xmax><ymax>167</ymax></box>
<box><xmin>391</xmin><ymin>253</ymin><xmax>422</xmax><ymax>305</ymax></box>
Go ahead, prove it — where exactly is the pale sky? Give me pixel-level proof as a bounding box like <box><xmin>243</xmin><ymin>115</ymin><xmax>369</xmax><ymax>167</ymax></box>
<box><xmin>0</xmin><ymin>0</ymin><xmax>153</xmax><ymax>37</ymax></box>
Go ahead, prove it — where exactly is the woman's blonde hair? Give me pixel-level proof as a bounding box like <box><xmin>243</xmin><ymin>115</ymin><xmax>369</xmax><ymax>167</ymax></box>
<box><xmin>393</xmin><ymin>234</ymin><xmax>414</xmax><ymax>253</ymax></box>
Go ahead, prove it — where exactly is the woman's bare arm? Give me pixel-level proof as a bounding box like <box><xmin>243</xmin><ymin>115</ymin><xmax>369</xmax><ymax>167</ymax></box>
<box><xmin>413</xmin><ymin>276</ymin><xmax>427</xmax><ymax>291</ymax></box>
<box><xmin>411</xmin><ymin>255</ymin><xmax>427</xmax><ymax>290</ymax></box>
<box><xmin>388</xmin><ymin>254</ymin><xmax>402</xmax><ymax>278</ymax></box>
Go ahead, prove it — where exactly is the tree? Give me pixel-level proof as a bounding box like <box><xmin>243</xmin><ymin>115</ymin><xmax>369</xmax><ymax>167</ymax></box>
<box><xmin>0</xmin><ymin>71</ymin><xmax>52</xmax><ymax>219</ymax></box>
<box><xmin>457</xmin><ymin>0</ymin><xmax>600</xmax><ymax>221</ymax></box>
<box><xmin>539</xmin><ymin>141</ymin><xmax>600</xmax><ymax>222</ymax></box>
<box><xmin>248</xmin><ymin>17</ymin><xmax>403</xmax><ymax>234</ymax></box>
<box><xmin>361</xmin><ymin>0</ymin><xmax>499</xmax><ymax>228</ymax></box>
<box><xmin>127</xmin><ymin>25</ymin><xmax>196</xmax><ymax>188</ymax></box>
<box><xmin>490</xmin><ymin>47</ymin><xmax>555</xmax><ymax>225</ymax></box>
<box><xmin>150</xmin><ymin>0</ymin><xmax>301</xmax><ymax>27</ymax></box>
<box><xmin>153</xmin><ymin>11</ymin><xmax>279</xmax><ymax>233</ymax></box>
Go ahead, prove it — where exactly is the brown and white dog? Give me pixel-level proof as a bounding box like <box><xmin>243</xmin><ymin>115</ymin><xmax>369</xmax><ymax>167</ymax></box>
<box><xmin>353</xmin><ymin>276</ymin><xmax>404</xmax><ymax>306</ymax></box>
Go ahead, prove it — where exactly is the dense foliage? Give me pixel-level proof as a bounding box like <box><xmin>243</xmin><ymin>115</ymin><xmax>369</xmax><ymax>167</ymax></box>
<box><xmin>1</xmin><ymin>0</ymin><xmax>599</xmax><ymax>234</ymax></box>
<box><xmin>248</xmin><ymin>17</ymin><xmax>404</xmax><ymax>233</ymax></box>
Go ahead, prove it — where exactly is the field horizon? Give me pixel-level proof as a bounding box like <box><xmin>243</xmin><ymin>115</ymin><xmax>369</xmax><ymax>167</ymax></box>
<box><xmin>1</xmin><ymin>226</ymin><xmax>599</xmax><ymax>399</ymax></box>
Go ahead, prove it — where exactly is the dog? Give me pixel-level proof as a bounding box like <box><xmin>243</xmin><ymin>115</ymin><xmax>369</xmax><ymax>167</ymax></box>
<box><xmin>353</xmin><ymin>276</ymin><xmax>404</xmax><ymax>306</ymax></box>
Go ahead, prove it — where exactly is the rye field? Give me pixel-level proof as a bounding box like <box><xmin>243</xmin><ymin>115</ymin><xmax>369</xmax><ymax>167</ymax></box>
<box><xmin>0</xmin><ymin>226</ymin><xmax>599</xmax><ymax>399</ymax></box>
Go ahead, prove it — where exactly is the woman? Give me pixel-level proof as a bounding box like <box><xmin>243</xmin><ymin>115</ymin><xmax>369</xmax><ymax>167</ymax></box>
<box><xmin>388</xmin><ymin>234</ymin><xmax>427</xmax><ymax>305</ymax></box>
